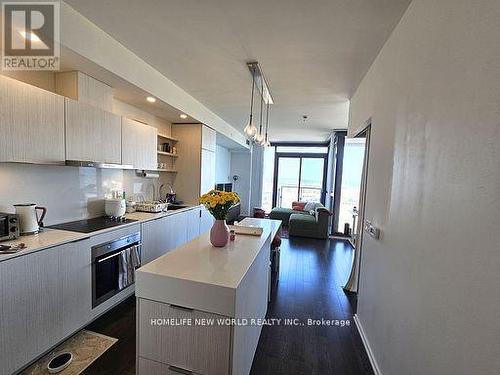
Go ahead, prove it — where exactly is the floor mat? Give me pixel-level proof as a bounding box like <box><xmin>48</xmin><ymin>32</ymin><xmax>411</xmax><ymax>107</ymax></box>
<box><xmin>21</xmin><ymin>330</ymin><xmax>117</xmax><ymax>375</ymax></box>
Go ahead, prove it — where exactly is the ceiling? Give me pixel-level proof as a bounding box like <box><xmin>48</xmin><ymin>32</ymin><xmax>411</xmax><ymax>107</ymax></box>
<box><xmin>65</xmin><ymin>0</ymin><xmax>411</xmax><ymax>142</ymax></box>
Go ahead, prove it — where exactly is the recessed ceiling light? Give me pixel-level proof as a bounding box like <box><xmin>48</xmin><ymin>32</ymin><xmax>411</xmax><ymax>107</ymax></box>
<box><xmin>146</xmin><ymin>96</ymin><xmax>156</xmax><ymax>103</ymax></box>
<box><xmin>179</xmin><ymin>114</ymin><xmax>188</xmax><ymax>119</ymax></box>
<box><xmin>20</xmin><ymin>31</ymin><xmax>41</xmax><ymax>42</ymax></box>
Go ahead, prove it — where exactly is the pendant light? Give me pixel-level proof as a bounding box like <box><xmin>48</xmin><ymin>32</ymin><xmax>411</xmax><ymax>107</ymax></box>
<box><xmin>263</xmin><ymin>102</ymin><xmax>271</xmax><ymax>147</ymax></box>
<box><xmin>243</xmin><ymin>65</ymin><xmax>258</xmax><ymax>139</ymax></box>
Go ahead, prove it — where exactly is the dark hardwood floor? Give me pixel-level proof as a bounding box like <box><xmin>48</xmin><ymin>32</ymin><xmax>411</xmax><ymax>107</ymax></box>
<box><xmin>250</xmin><ymin>237</ymin><xmax>373</xmax><ymax>375</ymax></box>
<box><xmin>83</xmin><ymin>237</ymin><xmax>373</xmax><ymax>375</ymax></box>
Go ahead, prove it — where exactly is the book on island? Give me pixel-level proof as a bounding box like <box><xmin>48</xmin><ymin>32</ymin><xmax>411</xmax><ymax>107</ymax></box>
<box><xmin>228</xmin><ymin>224</ymin><xmax>263</xmax><ymax>236</ymax></box>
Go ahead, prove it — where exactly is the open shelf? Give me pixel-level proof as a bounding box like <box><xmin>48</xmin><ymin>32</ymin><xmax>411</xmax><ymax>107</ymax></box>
<box><xmin>158</xmin><ymin>133</ymin><xmax>179</xmax><ymax>142</ymax></box>
<box><xmin>156</xmin><ymin>169</ymin><xmax>177</xmax><ymax>173</ymax></box>
<box><xmin>157</xmin><ymin>151</ymin><xmax>179</xmax><ymax>157</ymax></box>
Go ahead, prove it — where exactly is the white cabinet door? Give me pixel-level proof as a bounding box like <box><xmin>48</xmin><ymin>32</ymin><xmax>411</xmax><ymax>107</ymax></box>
<box><xmin>122</xmin><ymin>118</ymin><xmax>157</xmax><ymax>170</ymax></box>
<box><xmin>200</xmin><ymin>206</ymin><xmax>215</xmax><ymax>234</ymax></box>
<box><xmin>186</xmin><ymin>207</ymin><xmax>201</xmax><ymax>242</ymax></box>
<box><xmin>0</xmin><ymin>239</ymin><xmax>91</xmax><ymax>375</ymax></box>
<box><xmin>65</xmin><ymin>98</ymin><xmax>122</xmax><ymax>163</ymax></box>
<box><xmin>138</xmin><ymin>299</ymin><xmax>231</xmax><ymax>375</ymax></box>
<box><xmin>200</xmin><ymin>149</ymin><xmax>216</xmax><ymax>195</ymax></box>
<box><xmin>201</xmin><ymin>125</ymin><xmax>216</xmax><ymax>151</ymax></box>
<box><xmin>59</xmin><ymin>239</ymin><xmax>92</xmax><ymax>336</ymax></box>
<box><xmin>171</xmin><ymin>211</ymin><xmax>188</xmax><ymax>248</ymax></box>
<box><xmin>142</xmin><ymin>216</ymin><xmax>174</xmax><ymax>265</ymax></box>
<box><xmin>0</xmin><ymin>75</ymin><xmax>65</xmax><ymax>164</ymax></box>
<box><xmin>0</xmin><ymin>248</ymin><xmax>62</xmax><ymax>375</ymax></box>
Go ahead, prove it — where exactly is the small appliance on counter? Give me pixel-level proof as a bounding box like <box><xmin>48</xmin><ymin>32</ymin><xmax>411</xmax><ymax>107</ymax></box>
<box><xmin>0</xmin><ymin>212</ymin><xmax>20</xmax><ymax>242</ymax></box>
<box><xmin>14</xmin><ymin>203</ymin><xmax>47</xmax><ymax>235</ymax></box>
<box><xmin>104</xmin><ymin>198</ymin><xmax>126</xmax><ymax>218</ymax></box>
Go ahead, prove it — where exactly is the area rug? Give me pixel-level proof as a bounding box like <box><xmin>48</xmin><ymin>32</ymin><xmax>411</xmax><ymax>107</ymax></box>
<box><xmin>21</xmin><ymin>330</ymin><xmax>117</xmax><ymax>375</ymax></box>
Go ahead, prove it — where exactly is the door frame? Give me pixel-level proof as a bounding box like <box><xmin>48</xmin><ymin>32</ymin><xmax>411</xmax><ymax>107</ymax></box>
<box><xmin>344</xmin><ymin>120</ymin><xmax>371</xmax><ymax>294</ymax></box>
<box><xmin>272</xmin><ymin>152</ymin><xmax>328</xmax><ymax>207</ymax></box>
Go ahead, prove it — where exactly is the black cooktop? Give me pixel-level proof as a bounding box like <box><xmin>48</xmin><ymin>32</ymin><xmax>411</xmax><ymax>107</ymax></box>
<box><xmin>47</xmin><ymin>217</ymin><xmax>138</xmax><ymax>233</ymax></box>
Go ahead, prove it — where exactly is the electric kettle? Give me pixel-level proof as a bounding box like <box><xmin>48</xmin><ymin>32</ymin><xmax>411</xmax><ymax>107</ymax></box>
<box><xmin>14</xmin><ymin>204</ymin><xmax>47</xmax><ymax>235</ymax></box>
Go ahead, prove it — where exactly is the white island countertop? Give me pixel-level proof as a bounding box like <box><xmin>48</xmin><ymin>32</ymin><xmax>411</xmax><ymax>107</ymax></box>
<box><xmin>136</xmin><ymin>218</ymin><xmax>281</xmax><ymax>317</ymax></box>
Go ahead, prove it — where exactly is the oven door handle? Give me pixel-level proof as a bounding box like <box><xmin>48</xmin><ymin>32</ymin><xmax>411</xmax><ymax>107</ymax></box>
<box><xmin>96</xmin><ymin>243</ymin><xmax>141</xmax><ymax>263</ymax></box>
<box><xmin>97</xmin><ymin>249</ymin><xmax>126</xmax><ymax>263</ymax></box>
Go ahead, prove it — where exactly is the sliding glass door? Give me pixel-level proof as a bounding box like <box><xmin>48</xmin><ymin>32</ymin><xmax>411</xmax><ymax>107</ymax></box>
<box><xmin>276</xmin><ymin>157</ymin><xmax>301</xmax><ymax>208</ymax></box>
<box><xmin>273</xmin><ymin>153</ymin><xmax>327</xmax><ymax>208</ymax></box>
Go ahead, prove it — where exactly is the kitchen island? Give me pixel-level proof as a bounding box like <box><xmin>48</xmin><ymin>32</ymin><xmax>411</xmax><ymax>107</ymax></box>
<box><xmin>135</xmin><ymin>217</ymin><xmax>281</xmax><ymax>375</ymax></box>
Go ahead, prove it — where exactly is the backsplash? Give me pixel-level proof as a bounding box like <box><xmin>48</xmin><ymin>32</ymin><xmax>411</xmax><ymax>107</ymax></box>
<box><xmin>0</xmin><ymin>163</ymin><xmax>173</xmax><ymax>225</ymax></box>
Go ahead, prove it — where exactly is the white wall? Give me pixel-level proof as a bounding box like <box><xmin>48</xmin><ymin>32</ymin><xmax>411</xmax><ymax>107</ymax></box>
<box><xmin>215</xmin><ymin>145</ymin><xmax>232</xmax><ymax>183</ymax></box>
<box><xmin>349</xmin><ymin>1</ymin><xmax>500</xmax><ymax>374</ymax></box>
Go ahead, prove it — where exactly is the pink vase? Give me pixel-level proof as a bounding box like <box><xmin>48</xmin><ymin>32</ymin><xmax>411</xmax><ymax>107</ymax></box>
<box><xmin>210</xmin><ymin>219</ymin><xmax>229</xmax><ymax>247</ymax></box>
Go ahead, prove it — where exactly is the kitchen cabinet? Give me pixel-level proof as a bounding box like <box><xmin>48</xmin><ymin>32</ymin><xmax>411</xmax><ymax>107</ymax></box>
<box><xmin>141</xmin><ymin>216</ymin><xmax>174</xmax><ymax>265</ymax></box>
<box><xmin>122</xmin><ymin>117</ymin><xmax>157</xmax><ymax>170</ymax></box>
<box><xmin>59</xmin><ymin>240</ymin><xmax>92</xmax><ymax>335</ymax></box>
<box><xmin>65</xmin><ymin>98</ymin><xmax>122</xmax><ymax>163</ymax></box>
<box><xmin>200</xmin><ymin>148</ymin><xmax>216</xmax><ymax>195</ymax></box>
<box><xmin>0</xmin><ymin>238</ymin><xmax>91</xmax><ymax>375</ymax></box>
<box><xmin>55</xmin><ymin>71</ymin><xmax>114</xmax><ymax>112</ymax></box>
<box><xmin>0</xmin><ymin>75</ymin><xmax>65</xmax><ymax>164</ymax></box>
<box><xmin>141</xmin><ymin>209</ymin><xmax>205</xmax><ymax>265</ymax></box>
<box><xmin>138</xmin><ymin>299</ymin><xmax>231</xmax><ymax>375</ymax></box>
<box><xmin>200</xmin><ymin>206</ymin><xmax>215</xmax><ymax>234</ymax></box>
<box><xmin>171</xmin><ymin>210</ymin><xmax>189</xmax><ymax>248</ymax></box>
<box><xmin>171</xmin><ymin>124</ymin><xmax>217</xmax><ymax>205</ymax></box>
<box><xmin>201</xmin><ymin>125</ymin><xmax>216</xmax><ymax>152</ymax></box>
<box><xmin>186</xmin><ymin>207</ymin><xmax>201</xmax><ymax>242</ymax></box>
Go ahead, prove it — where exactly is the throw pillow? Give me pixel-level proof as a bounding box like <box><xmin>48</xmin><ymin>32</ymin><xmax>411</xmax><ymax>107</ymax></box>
<box><xmin>304</xmin><ymin>201</ymin><xmax>317</xmax><ymax>211</ymax></box>
<box><xmin>292</xmin><ymin>202</ymin><xmax>306</xmax><ymax>211</ymax></box>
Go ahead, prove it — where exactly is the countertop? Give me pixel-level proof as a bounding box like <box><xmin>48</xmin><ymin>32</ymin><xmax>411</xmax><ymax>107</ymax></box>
<box><xmin>135</xmin><ymin>218</ymin><xmax>281</xmax><ymax>316</ymax></box>
<box><xmin>0</xmin><ymin>205</ymin><xmax>200</xmax><ymax>262</ymax></box>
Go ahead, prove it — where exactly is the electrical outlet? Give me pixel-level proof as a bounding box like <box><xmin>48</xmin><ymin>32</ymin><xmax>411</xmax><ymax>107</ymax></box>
<box><xmin>364</xmin><ymin>220</ymin><xmax>380</xmax><ymax>239</ymax></box>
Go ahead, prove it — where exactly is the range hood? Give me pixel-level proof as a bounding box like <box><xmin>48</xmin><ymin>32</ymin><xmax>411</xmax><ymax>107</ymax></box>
<box><xmin>65</xmin><ymin>160</ymin><xmax>134</xmax><ymax>169</ymax></box>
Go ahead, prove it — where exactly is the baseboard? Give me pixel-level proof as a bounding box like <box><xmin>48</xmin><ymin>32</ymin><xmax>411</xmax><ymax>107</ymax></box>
<box><xmin>353</xmin><ymin>314</ymin><xmax>382</xmax><ymax>375</ymax></box>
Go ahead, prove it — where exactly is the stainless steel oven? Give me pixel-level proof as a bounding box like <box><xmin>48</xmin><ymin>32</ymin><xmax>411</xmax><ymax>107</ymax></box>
<box><xmin>91</xmin><ymin>232</ymin><xmax>141</xmax><ymax>308</ymax></box>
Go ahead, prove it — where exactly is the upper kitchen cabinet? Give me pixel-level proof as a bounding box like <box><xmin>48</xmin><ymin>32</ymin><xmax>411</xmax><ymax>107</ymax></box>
<box><xmin>0</xmin><ymin>75</ymin><xmax>65</xmax><ymax>164</ymax></box>
<box><xmin>122</xmin><ymin>118</ymin><xmax>157</xmax><ymax>170</ymax></box>
<box><xmin>55</xmin><ymin>71</ymin><xmax>113</xmax><ymax>112</ymax></box>
<box><xmin>201</xmin><ymin>125</ymin><xmax>216</xmax><ymax>152</ymax></box>
<box><xmin>171</xmin><ymin>124</ymin><xmax>217</xmax><ymax>205</ymax></box>
<box><xmin>65</xmin><ymin>98</ymin><xmax>122</xmax><ymax>164</ymax></box>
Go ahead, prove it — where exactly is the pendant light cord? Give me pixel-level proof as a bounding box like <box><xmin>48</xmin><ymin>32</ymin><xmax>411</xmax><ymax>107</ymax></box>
<box><xmin>265</xmin><ymin>102</ymin><xmax>270</xmax><ymax>140</ymax></box>
<box><xmin>259</xmin><ymin>76</ymin><xmax>264</xmax><ymax>134</ymax></box>
<box><xmin>249</xmin><ymin>65</ymin><xmax>255</xmax><ymax>121</ymax></box>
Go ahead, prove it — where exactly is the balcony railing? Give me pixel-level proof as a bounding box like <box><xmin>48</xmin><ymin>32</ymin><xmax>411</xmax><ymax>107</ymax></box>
<box><xmin>278</xmin><ymin>185</ymin><xmax>323</xmax><ymax>207</ymax></box>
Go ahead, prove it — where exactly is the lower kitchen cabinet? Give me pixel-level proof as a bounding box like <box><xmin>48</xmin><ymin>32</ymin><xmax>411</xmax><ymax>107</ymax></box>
<box><xmin>186</xmin><ymin>207</ymin><xmax>201</xmax><ymax>242</ymax></box>
<box><xmin>138</xmin><ymin>357</ymin><xmax>204</xmax><ymax>375</ymax></box>
<box><xmin>60</xmin><ymin>240</ymin><xmax>92</xmax><ymax>335</ymax></box>
<box><xmin>142</xmin><ymin>208</ymin><xmax>206</xmax><ymax>266</ymax></box>
<box><xmin>0</xmin><ymin>238</ymin><xmax>91</xmax><ymax>375</ymax></box>
<box><xmin>200</xmin><ymin>206</ymin><xmax>215</xmax><ymax>234</ymax></box>
<box><xmin>142</xmin><ymin>216</ymin><xmax>174</xmax><ymax>265</ymax></box>
<box><xmin>138</xmin><ymin>299</ymin><xmax>231</xmax><ymax>375</ymax></box>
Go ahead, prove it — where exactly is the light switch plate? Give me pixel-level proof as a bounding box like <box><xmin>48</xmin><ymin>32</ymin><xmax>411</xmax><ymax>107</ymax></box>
<box><xmin>365</xmin><ymin>220</ymin><xmax>380</xmax><ymax>239</ymax></box>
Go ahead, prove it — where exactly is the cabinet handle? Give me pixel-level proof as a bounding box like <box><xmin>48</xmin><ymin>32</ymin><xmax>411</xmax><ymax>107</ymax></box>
<box><xmin>168</xmin><ymin>365</ymin><xmax>193</xmax><ymax>374</ymax></box>
<box><xmin>170</xmin><ymin>304</ymin><xmax>193</xmax><ymax>312</ymax></box>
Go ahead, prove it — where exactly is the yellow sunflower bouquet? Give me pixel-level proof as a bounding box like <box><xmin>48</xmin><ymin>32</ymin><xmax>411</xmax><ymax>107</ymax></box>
<box><xmin>200</xmin><ymin>190</ymin><xmax>240</xmax><ymax>220</ymax></box>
